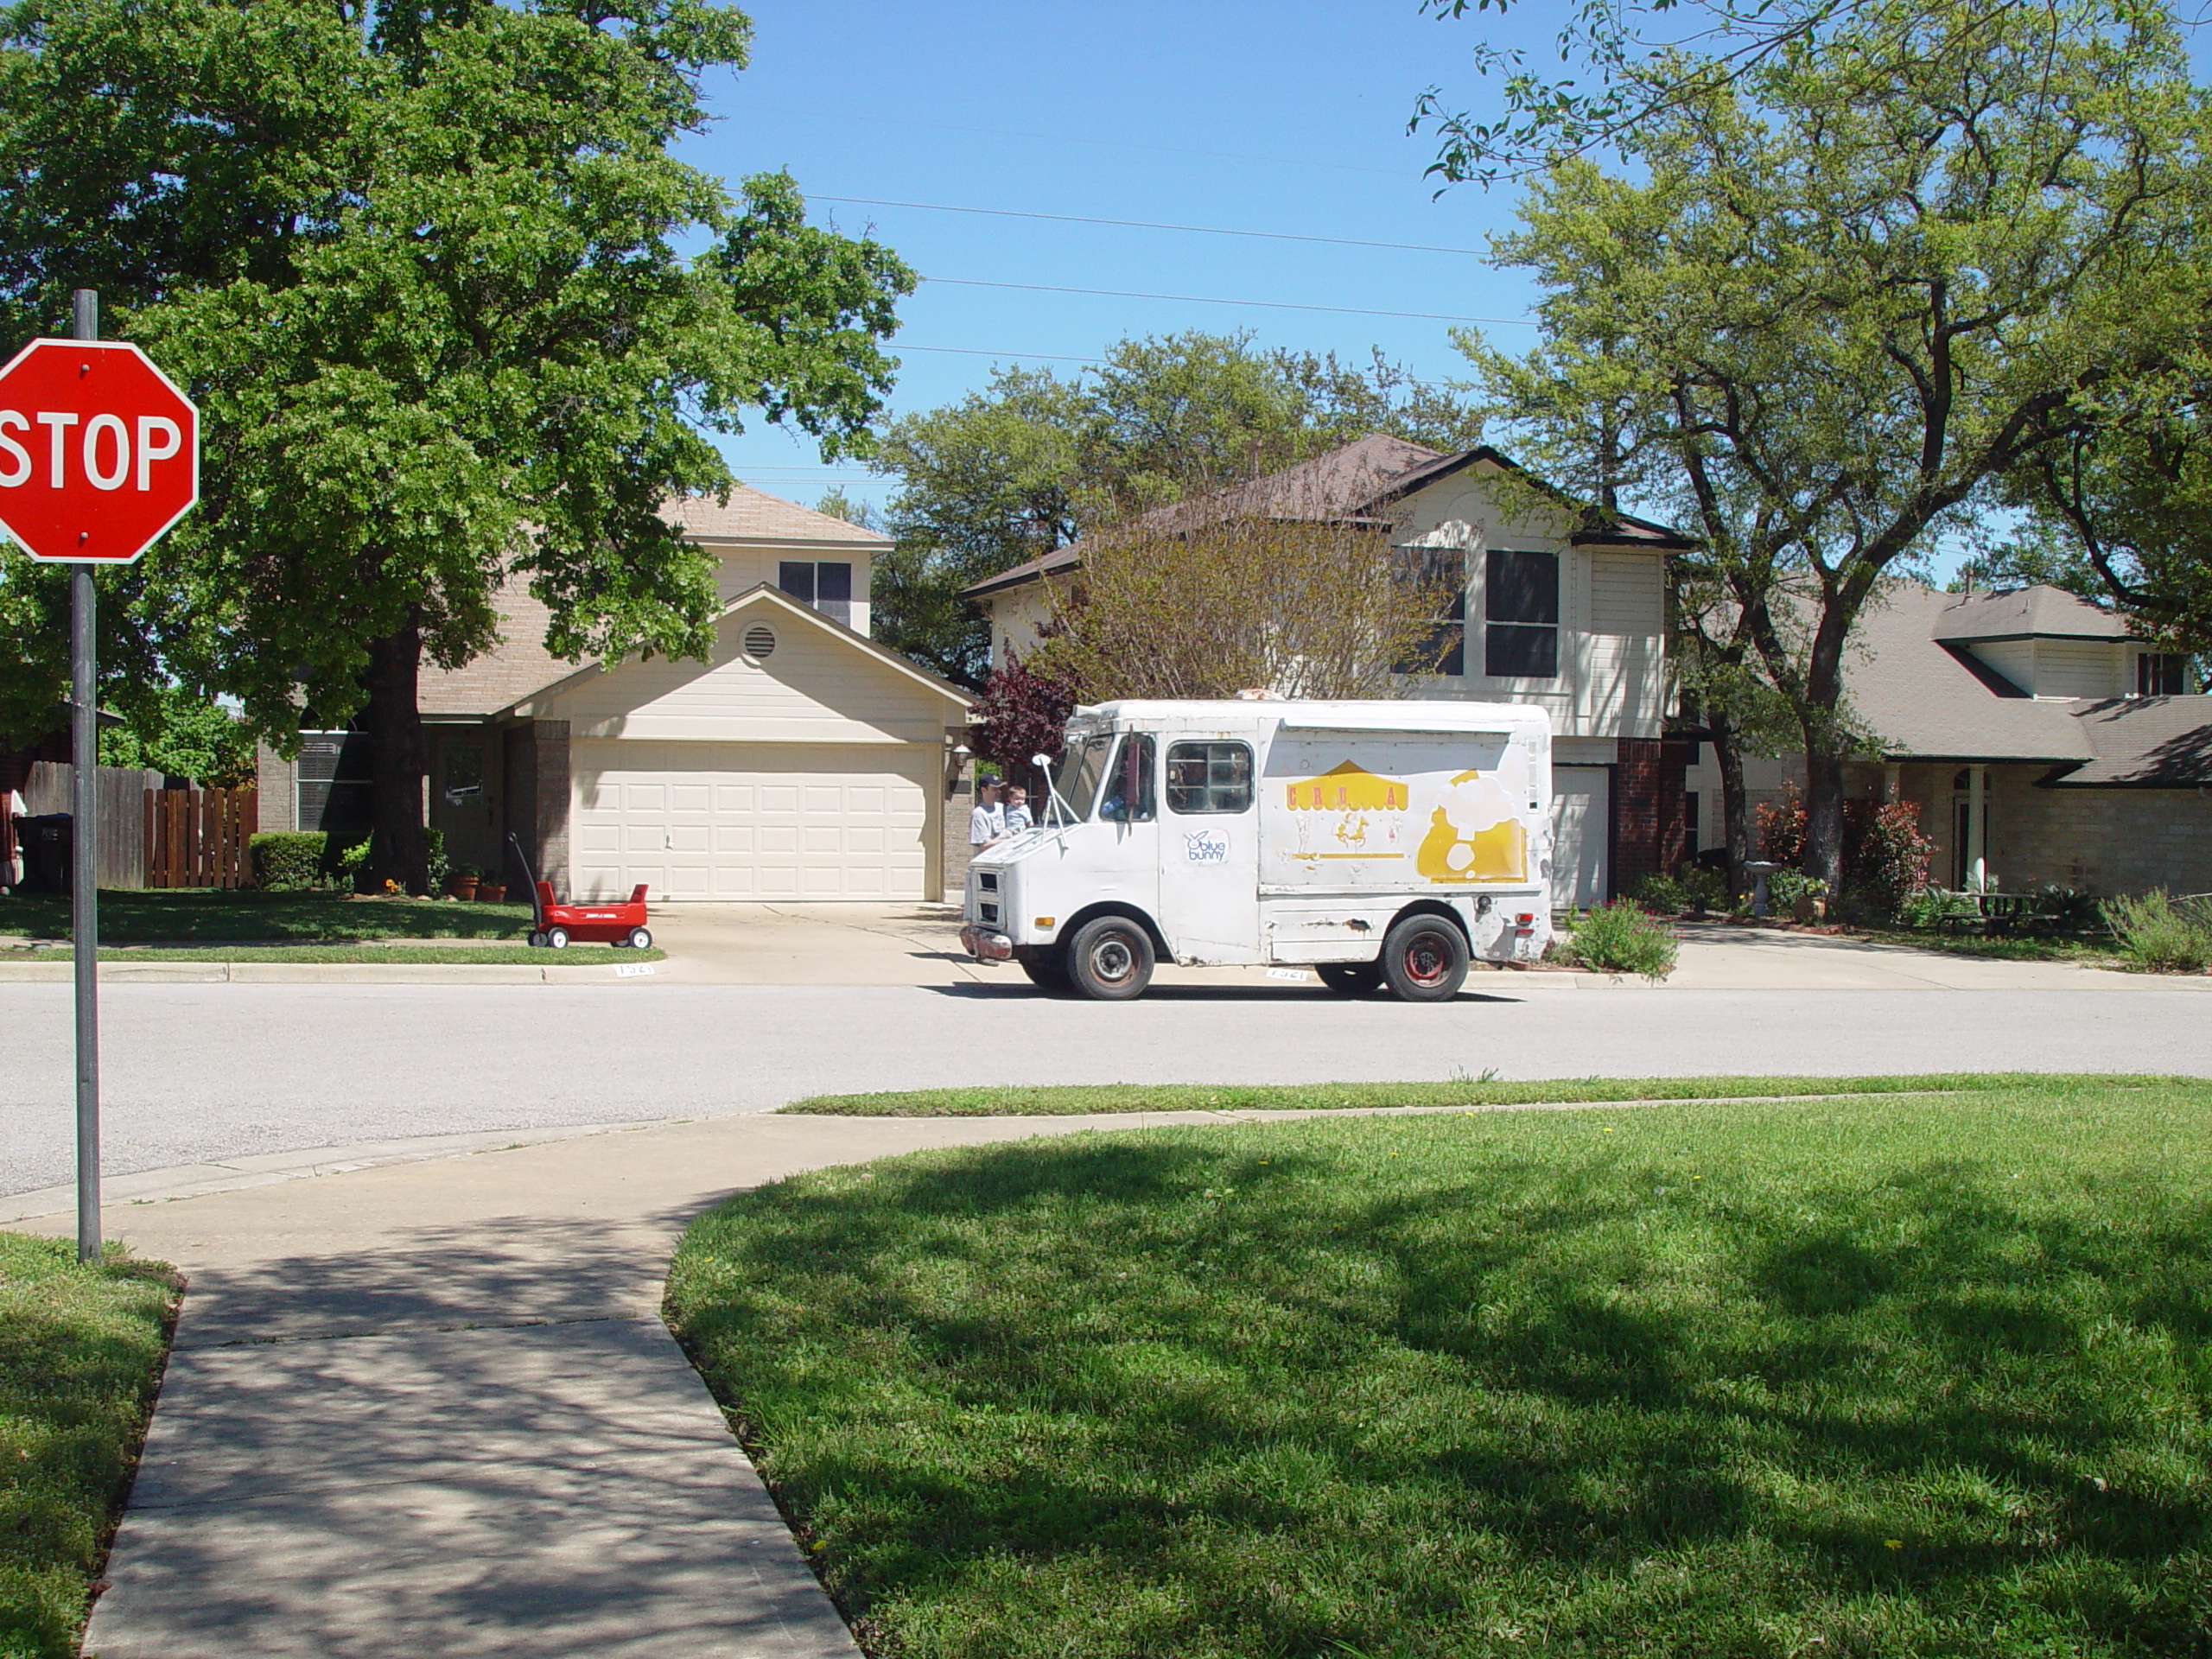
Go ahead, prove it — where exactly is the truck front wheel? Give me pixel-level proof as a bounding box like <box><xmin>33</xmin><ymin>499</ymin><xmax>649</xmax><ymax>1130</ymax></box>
<box><xmin>1066</xmin><ymin>917</ymin><xmax>1155</xmax><ymax>1001</ymax></box>
<box><xmin>1381</xmin><ymin>914</ymin><xmax>1468</xmax><ymax>1002</ymax></box>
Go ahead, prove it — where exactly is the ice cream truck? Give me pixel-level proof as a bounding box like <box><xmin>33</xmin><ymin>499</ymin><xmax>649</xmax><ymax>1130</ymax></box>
<box><xmin>957</xmin><ymin>699</ymin><xmax>1555</xmax><ymax>1001</ymax></box>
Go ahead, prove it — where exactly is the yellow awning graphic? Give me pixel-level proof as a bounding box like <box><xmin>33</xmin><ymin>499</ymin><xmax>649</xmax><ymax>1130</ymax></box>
<box><xmin>1281</xmin><ymin>760</ymin><xmax>1409</xmax><ymax>812</ymax></box>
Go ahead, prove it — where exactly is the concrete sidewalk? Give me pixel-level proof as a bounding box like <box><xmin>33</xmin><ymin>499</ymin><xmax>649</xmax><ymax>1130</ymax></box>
<box><xmin>41</xmin><ymin>1109</ymin><xmax>1413</xmax><ymax>1657</ymax></box>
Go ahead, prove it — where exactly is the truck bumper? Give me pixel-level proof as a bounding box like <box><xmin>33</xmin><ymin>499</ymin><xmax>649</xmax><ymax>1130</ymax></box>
<box><xmin>959</xmin><ymin>925</ymin><xmax>1013</xmax><ymax>963</ymax></box>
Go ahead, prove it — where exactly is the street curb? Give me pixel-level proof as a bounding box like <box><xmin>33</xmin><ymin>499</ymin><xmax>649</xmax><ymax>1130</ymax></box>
<box><xmin>0</xmin><ymin>960</ymin><xmax>661</xmax><ymax>984</ymax></box>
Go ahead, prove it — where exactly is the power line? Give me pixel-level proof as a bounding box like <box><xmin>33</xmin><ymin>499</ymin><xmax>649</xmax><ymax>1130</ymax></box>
<box><xmin>813</xmin><ymin>195</ymin><xmax>1480</xmax><ymax>257</ymax></box>
<box><xmin>895</xmin><ymin>343</ymin><xmax>1104</xmax><ymax>365</ymax></box>
<box><xmin>741</xmin><ymin>104</ymin><xmax>1407</xmax><ymax>179</ymax></box>
<box><xmin>923</xmin><ymin>277</ymin><xmax>1535</xmax><ymax>327</ymax></box>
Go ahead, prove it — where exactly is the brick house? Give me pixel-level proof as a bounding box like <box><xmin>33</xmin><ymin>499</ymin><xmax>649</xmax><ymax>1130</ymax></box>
<box><xmin>960</xmin><ymin>435</ymin><xmax>1697</xmax><ymax>906</ymax></box>
<box><xmin>1683</xmin><ymin>582</ymin><xmax>2212</xmax><ymax>893</ymax></box>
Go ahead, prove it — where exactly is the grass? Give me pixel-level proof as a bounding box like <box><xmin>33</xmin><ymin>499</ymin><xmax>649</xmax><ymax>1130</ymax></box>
<box><xmin>775</xmin><ymin>1072</ymin><xmax>2067</xmax><ymax>1116</ymax></box>
<box><xmin>0</xmin><ymin>944</ymin><xmax>664</xmax><ymax>965</ymax></box>
<box><xmin>0</xmin><ymin>1235</ymin><xmax>176</xmax><ymax>1659</ymax></box>
<box><xmin>1847</xmin><ymin>928</ymin><xmax>2120</xmax><ymax>966</ymax></box>
<box><xmin>670</xmin><ymin>1076</ymin><xmax>2212</xmax><ymax>1659</ymax></box>
<box><xmin>0</xmin><ymin>887</ymin><xmax>531</xmax><ymax>943</ymax></box>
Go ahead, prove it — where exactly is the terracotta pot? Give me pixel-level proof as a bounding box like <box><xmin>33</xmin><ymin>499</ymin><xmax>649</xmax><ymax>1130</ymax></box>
<box><xmin>475</xmin><ymin>882</ymin><xmax>506</xmax><ymax>904</ymax></box>
<box><xmin>446</xmin><ymin>876</ymin><xmax>479</xmax><ymax>900</ymax></box>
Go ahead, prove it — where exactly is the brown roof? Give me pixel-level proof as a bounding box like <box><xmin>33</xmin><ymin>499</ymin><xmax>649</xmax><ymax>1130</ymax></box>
<box><xmin>418</xmin><ymin>486</ymin><xmax>893</xmax><ymax>718</ymax></box>
<box><xmin>2056</xmin><ymin>696</ymin><xmax>2212</xmax><ymax>786</ymax></box>
<box><xmin>960</xmin><ymin>436</ymin><xmax>1694</xmax><ymax>601</ymax></box>
<box><xmin>663</xmin><ymin>485</ymin><xmax>891</xmax><ymax>546</ymax></box>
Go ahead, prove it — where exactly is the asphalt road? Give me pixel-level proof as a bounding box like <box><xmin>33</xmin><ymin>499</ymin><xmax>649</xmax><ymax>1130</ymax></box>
<box><xmin>5</xmin><ymin>978</ymin><xmax>2210</xmax><ymax>1197</ymax></box>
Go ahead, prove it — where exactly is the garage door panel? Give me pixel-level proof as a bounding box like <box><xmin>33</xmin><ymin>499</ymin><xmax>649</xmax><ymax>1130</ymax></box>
<box><xmin>570</xmin><ymin>741</ymin><xmax>933</xmax><ymax>902</ymax></box>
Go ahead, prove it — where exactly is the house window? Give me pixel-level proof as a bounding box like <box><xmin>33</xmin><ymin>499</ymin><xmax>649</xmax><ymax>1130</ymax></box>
<box><xmin>1684</xmin><ymin>790</ymin><xmax>1700</xmax><ymax>843</ymax></box>
<box><xmin>1484</xmin><ymin>549</ymin><xmax>1560</xmax><ymax>678</ymax></box>
<box><xmin>1165</xmin><ymin>741</ymin><xmax>1254</xmax><ymax>815</ymax></box>
<box><xmin>778</xmin><ymin>561</ymin><xmax>854</xmax><ymax>627</ymax></box>
<box><xmin>2138</xmin><ymin>652</ymin><xmax>2187</xmax><ymax>696</ymax></box>
<box><xmin>296</xmin><ymin>731</ymin><xmax>372</xmax><ymax>834</ymax></box>
<box><xmin>1392</xmin><ymin>549</ymin><xmax>1465</xmax><ymax>676</ymax></box>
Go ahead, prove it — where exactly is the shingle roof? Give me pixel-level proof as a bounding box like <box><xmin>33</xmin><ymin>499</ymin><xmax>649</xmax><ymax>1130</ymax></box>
<box><xmin>664</xmin><ymin>484</ymin><xmax>891</xmax><ymax>546</ymax></box>
<box><xmin>417</xmin><ymin>486</ymin><xmax>894</xmax><ymax>718</ymax></box>
<box><xmin>959</xmin><ymin>435</ymin><xmax>1695</xmax><ymax>601</ymax></box>
<box><xmin>1928</xmin><ymin>585</ymin><xmax>2132</xmax><ymax>643</ymax></box>
<box><xmin>1843</xmin><ymin>582</ymin><xmax>2212</xmax><ymax>782</ymax></box>
<box><xmin>1846</xmin><ymin>586</ymin><xmax>2093</xmax><ymax>760</ymax></box>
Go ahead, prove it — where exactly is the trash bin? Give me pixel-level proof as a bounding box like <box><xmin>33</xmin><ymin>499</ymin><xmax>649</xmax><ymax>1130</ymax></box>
<box><xmin>17</xmin><ymin>814</ymin><xmax>72</xmax><ymax>895</ymax></box>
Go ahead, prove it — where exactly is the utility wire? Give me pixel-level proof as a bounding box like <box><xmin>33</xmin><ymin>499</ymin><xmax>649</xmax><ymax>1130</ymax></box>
<box><xmin>894</xmin><ymin>343</ymin><xmax>1104</xmax><ymax>365</ymax></box>
<box><xmin>741</xmin><ymin>104</ymin><xmax>1408</xmax><ymax>178</ymax></box>
<box><xmin>923</xmin><ymin>277</ymin><xmax>1534</xmax><ymax>327</ymax></box>
<box><xmin>813</xmin><ymin>194</ymin><xmax>1481</xmax><ymax>257</ymax></box>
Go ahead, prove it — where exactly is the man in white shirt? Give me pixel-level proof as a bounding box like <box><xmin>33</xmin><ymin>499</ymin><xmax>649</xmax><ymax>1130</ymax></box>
<box><xmin>968</xmin><ymin>779</ymin><xmax>1007</xmax><ymax>849</ymax></box>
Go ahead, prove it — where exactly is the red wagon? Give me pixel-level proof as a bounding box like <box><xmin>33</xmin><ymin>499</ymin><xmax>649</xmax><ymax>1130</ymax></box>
<box><xmin>509</xmin><ymin>835</ymin><xmax>652</xmax><ymax>950</ymax></box>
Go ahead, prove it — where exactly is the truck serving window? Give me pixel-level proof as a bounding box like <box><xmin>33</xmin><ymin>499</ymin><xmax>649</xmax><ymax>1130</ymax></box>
<box><xmin>1166</xmin><ymin>741</ymin><xmax>1253</xmax><ymax>814</ymax></box>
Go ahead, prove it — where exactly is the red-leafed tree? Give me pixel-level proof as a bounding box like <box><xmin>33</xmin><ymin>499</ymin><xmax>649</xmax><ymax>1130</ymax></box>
<box><xmin>968</xmin><ymin>653</ymin><xmax>1076</xmax><ymax>794</ymax></box>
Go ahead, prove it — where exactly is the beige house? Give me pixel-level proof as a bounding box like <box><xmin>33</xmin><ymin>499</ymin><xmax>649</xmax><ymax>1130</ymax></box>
<box><xmin>260</xmin><ymin>487</ymin><xmax>973</xmax><ymax>901</ymax></box>
<box><xmin>963</xmin><ymin>435</ymin><xmax>1697</xmax><ymax>905</ymax></box>
<box><xmin>1684</xmin><ymin>582</ymin><xmax>2212</xmax><ymax>893</ymax></box>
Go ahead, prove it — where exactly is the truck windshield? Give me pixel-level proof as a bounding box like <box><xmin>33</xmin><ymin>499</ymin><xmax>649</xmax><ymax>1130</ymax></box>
<box><xmin>1050</xmin><ymin>734</ymin><xmax>1116</xmax><ymax>823</ymax></box>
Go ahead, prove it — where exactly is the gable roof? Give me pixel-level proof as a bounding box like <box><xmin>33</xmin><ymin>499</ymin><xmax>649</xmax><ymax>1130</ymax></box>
<box><xmin>663</xmin><ymin>484</ymin><xmax>891</xmax><ymax>549</ymax></box>
<box><xmin>499</xmin><ymin>582</ymin><xmax>970</xmax><ymax>719</ymax></box>
<box><xmin>1840</xmin><ymin>582</ymin><xmax>2212</xmax><ymax>783</ymax></box>
<box><xmin>959</xmin><ymin>435</ymin><xmax>1694</xmax><ymax>601</ymax></box>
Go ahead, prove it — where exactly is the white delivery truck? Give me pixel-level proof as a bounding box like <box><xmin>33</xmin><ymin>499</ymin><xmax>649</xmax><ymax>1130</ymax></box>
<box><xmin>958</xmin><ymin>698</ymin><xmax>1555</xmax><ymax>1001</ymax></box>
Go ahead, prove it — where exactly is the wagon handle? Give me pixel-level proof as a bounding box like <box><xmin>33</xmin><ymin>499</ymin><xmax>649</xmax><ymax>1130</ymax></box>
<box><xmin>507</xmin><ymin>834</ymin><xmax>545</xmax><ymax>932</ymax></box>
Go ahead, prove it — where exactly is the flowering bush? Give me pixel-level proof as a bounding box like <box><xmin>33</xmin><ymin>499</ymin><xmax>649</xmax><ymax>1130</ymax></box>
<box><xmin>1755</xmin><ymin>787</ymin><xmax>1935</xmax><ymax>921</ymax></box>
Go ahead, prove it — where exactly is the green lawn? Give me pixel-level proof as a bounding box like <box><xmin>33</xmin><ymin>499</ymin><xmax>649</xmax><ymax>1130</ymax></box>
<box><xmin>776</xmin><ymin>1072</ymin><xmax>2064</xmax><ymax>1116</ymax></box>
<box><xmin>0</xmin><ymin>1235</ymin><xmax>175</xmax><ymax>1659</ymax></box>
<box><xmin>2</xmin><ymin>944</ymin><xmax>663</xmax><ymax>965</ymax></box>
<box><xmin>670</xmin><ymin>1077</ymin><xmax>2212</xmax><ymax>1659</ymax></box>
<box><xmin>0</xmin><ymin>888</ymin><xmax>531</xmax><ymax>943</ymax></box>
<box><xmin>1847</xmin><ymin>928</ymin><xmax>2119</xmax><ymax>965</ymax></box>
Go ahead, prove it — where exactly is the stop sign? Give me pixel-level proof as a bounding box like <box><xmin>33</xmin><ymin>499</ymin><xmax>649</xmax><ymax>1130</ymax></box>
<box><xmin>0</xmin><ymin>338</ymin><xmax>199</xmax><ymax>564</ymax></box>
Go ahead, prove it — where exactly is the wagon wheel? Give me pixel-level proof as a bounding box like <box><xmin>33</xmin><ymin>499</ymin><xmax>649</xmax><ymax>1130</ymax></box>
<box><xmin>626</xmin><ymin>927</ymin><xmax>652</xmax><ymax>950</ymax></box>
<box><xmin>545</xmin><ymin>926</ymin><xmax>569</xmax><ymax>950</ymax></box>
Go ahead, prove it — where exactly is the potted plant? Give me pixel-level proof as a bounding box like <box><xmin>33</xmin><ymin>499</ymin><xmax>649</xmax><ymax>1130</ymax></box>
<box><xmin>475</xmin><ymin>871</ymin><xmax>507</xmax><ymax>903</ymax></box>
<box><xmin>445</xmin><ymin>864</ymin><xmax>480</xmax><ymax>901</ymax></box>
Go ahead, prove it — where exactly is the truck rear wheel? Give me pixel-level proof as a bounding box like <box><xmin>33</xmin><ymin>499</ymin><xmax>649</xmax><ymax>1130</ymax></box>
<box><xmin>1014</xmin><ymin>945</ymin><xmax>1070</xmax><ymax>991</ymax></box>
<box><xmin>1380</xmin><ymin>914</ymin><xmax>1468</xmax><ymax>1002</ymax></box>
<box><xmin>1066</xmin><ymin>917</ymin><xmax>1155</xmax><ymax>1001</ymax></box>
<box><xmin>1316</xmin><ymin>962</ymin><xmax>1383</xmax><ymax>996</ymax></box>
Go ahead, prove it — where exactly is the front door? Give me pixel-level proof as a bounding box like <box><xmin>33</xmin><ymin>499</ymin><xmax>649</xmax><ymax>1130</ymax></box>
<box><xmin>1159</xmin><ymin>736</ymin><xmax>1262</xmax><ymax>963</ymax></box>
<box><xmin>1550</xmin><ymin>766</ymin><xmax>1611</xmax><ymax>908</ymax></box>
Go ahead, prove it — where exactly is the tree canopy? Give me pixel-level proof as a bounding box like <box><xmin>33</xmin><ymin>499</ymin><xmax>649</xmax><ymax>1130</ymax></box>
<box><xmin>868</xmin><ymin>331</ymin><xmax>1484</xmax><ymax>686</ymax></box>
<box><xmin>0</xmin><ymin>0</ymin><xmax>913</xmax><ymax>887</ymax></box>
<box><xmin>1465</xmin><ymin>0</ymin><xmax>2203</xmax><ymax>887</ymax></box>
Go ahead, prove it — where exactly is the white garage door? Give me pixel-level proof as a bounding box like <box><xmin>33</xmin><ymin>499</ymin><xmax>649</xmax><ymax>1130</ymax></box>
<box><xmin>570</xmin><ymin>741</ymin><xmax>933</xmax><ymax>902</ymax></box>
<box><xmin>1550</xmin><ymin>766</ymin><xmax>1611</xmax><ymax>910</ymax></box>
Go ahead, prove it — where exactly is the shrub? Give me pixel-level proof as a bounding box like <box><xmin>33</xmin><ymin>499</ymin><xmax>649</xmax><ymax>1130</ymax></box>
<box><xmin>1676</xmin><ymin>863</ymin><xmax>1728</xmax><ymax>914</ymax></box>
<box><xmin>1755</xmin><ymin>787</ymin><xmax>1935</xmax><ymax>922</ymax></box>
<box><xmin>1624</xmin><ymin>871</ymin><xmax>1688</xmax><ymax>914</ymax></box>
<box><xmin>1560</xmin><ymin>899</ymin><xmax>1679</xmax><ymax>980</ymax></box>
<box><xmin>248</xmin><ymin>831</ymin><xmax>328</xmax><ymax>892</ymax></box>
<box><xmin>1767</xmin><ymin>869</ymin><xmax>1827</xmax><ymax>912</ymax></box>
<box><xmin>2101</xmin><ymin>889</ymin><xmax>2212</xmax><ymax>972</ymax></box>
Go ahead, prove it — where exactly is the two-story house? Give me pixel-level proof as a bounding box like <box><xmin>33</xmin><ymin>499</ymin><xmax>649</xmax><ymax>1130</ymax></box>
<box><xmin>257</xmin><ymin>487</ymin><xmax>973</xmax><ymax>901</ymax></box>
<box><xmin>1683</xmin><ymin>582</ymin><xmax>2212</xmax><ymax>893</ymax></box>
<box><xmin>962</xmin><ymin>435</ymin><xmax>1698</xmax><ymax>905</ymax></box>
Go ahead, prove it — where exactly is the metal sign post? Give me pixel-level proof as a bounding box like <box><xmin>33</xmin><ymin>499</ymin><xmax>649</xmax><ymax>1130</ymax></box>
<box><xmin>70</xmin><ymin>289</ymin><xmax>102</xmax><ymax>1262</ymax></box>
<box><xmin>0</xmin><ymin>290</ymin><xmax>199</xmax><ymax>1261</ymax></box>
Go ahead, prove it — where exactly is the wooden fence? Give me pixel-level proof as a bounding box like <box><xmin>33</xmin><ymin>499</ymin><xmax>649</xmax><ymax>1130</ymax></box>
<box><xmin>143</xmin><ymin>787</ymin><xmax>258</xmax><ymax>889</ymax></box>
<box><xmin>20</xmin><ymin>761</ymin><xmax>164</xmax><ymax>889</ymax></box>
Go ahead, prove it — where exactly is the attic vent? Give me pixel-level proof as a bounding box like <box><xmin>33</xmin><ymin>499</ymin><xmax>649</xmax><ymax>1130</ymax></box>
<box><xmin>743</xmin><ymin>625</ymin><xmax>777</xmax><ymax>661</ymax></box>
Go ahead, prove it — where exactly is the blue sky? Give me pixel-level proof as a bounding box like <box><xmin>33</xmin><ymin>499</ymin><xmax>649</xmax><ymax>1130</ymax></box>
<box><xmin>682</xmin><ymin>1</ymin><xmax>1562</xmax><ymax>515</ymax></box>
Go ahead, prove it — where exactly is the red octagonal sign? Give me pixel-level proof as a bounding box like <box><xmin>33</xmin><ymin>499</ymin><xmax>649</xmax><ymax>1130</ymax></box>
<box><xmin>0</xmin><ymin>338</ymin><xmax>200</xmax><ymax>564</ymax></box>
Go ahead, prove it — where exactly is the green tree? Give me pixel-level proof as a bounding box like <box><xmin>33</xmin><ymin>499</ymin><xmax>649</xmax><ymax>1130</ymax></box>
<box><xmin>99</xmin><ymin>683</ymin><xmax>256</xmax><ymax>787</ymax></box>
<box><xmin>0</xmin><ymin>0</ymin><xmax>912</xmax><ymax>891</ymax></box>
<box><xmin>1465</xmin><ymin>0</ymin><xmax>2198</xmax><ymax>888</ymax></box>
<box><xmin>870</xmin><ymin>331</ymin><xmax>1482</xmax><ymax>686</ymax></box>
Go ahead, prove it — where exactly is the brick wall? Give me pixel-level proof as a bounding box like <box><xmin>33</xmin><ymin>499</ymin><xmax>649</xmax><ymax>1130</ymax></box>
<box><xmin>1897</xmin><ymin>760</ymin><xmax>2212</xmax><ymax>894</ymax></box>
<box><xmin>254</xmin><ymin>743</ymin><xmax>296</xmax><ymax>832</ymax></box>
<box><xmin>501</xmin><ymin>720</ymin><xmax>569</xmax><ymax>893</ymax></box>
<box><xmin>942</xmin><ymin>760</ymin><xmax>976</xmax><ymax>904</ymax></box>
<box><xmin>1613</xmin><ymin>736</ymin><xmax>1691</xmax><ymax>894</ymax></box>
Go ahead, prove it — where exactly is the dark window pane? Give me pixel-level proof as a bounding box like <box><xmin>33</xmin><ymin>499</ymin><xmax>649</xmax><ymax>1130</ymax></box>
<box><xmin>2140</xmin><ymin>652</ymin><xmax>2184</xmax><ymax>696</ymax></box>
<box><xmin>1396</xmin><ymin>622</ymin><xmax>1464</xmax><ymax>677</ymax></box>
<box><xmin>778</xmin><ymin>562</ymin><xmax>816</xmax><ymax>605</ymax></box>
<box><xmin>1165</xmin><ymin>741</ymin><xmax>1253</xmax><ymax>814</ymax></box>
<box><xmin>1485</xmin><ymin>623</ymin><xmax>1558</xmax><ymax>678</ymax></box>
<box><xmin>1100</xmin><ymin>734</ymin><xmax>1156</xmax><ymax>822</ymax></box>
<box><xmin>816</xmin><ymin>563</ymin><xmax>852</xmax><ymax>602</ymax></box>
<box><xmin>1486</xmin><ymin>549</ymin><xmax>1560</xmax><ymax>624</ymax></box>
